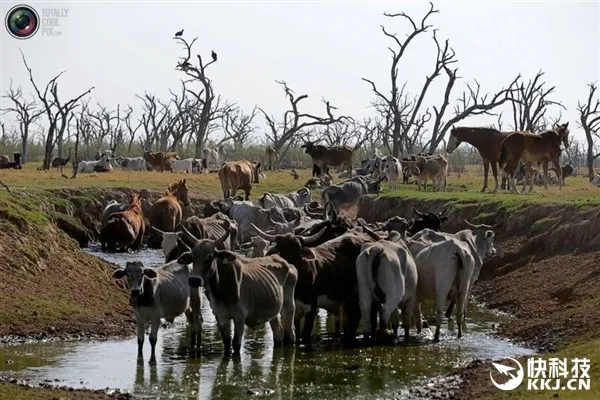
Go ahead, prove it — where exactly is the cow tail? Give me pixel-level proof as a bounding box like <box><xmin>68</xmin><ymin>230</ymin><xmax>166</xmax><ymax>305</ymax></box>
<box><xmin>369</xmin><ymin>247</ymin><xmax>384</xmax><ymax>302</ymax></box>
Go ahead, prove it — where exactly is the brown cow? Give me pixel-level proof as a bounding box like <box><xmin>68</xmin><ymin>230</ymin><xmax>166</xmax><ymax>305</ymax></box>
<box><xmin>143</xmin><ymin>151</ymin><xmax>179</xmax><ymax>172</ymax></box>
<box><xmin>218</xmin><ymin>160</ymin><xmax>262</xmax><ymax>200</ymax></box>
<box><xmin>101</xmin><ymin>193</ymin><xmax>145</xmax><ymax>252</ymax></box>
<box><xmin>148</xmin><ymin>179</ymin><xmax>190</xmax><ymax>248</ymax></box>
<box><xmin>301</xmin><ymin>141</ymin><xmax>353</xmax><ymax>177</ymax></box>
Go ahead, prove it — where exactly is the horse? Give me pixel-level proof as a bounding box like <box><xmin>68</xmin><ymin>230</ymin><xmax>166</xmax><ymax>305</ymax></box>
<box><xmin>499</xmin><ymin>122</ymin><xmax>570</xmax><ymax>193</ymax></box>
<box><xmin>100</xmin><ymin>193</ymin><xmax>145</xmax><ymax>252</ymax></box>
<box><xmin>148</xmin><ymin>179</ymin><xmax>190</xmax><ymax>248</ymax></box>
<box><xmin>447</xmin><ymin>126</ymin><xmax>513</xmax><ymax>193</ymax></box>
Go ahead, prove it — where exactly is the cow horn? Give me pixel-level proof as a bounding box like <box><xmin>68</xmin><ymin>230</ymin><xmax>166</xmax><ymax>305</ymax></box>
<box><xmin>294</xmin><ymin>214</ymin><xmax>302</xmax><ymax>226</ymax></box>
<box><xmin>325</xmin><ymin>201</ymin><xmax>338</xmax><ymax>220</ymax></box>
<box><xmin>251</xmin><ymin>223</ymin><xmax>278</xmax><ymax>242</ymax></box>
<box><xmin>464</xmin><ymin>219</ymin><xmax>492</xmax><ymax>229</ymax></box>
<box><xmin>413</xmin><ymin>207</ymin><xmax>424</xmax><ymax>217</ymax></box>
<box><xmin>361</xmin><ymin>225</ymin><xmax>383</xmax><ymax>241</ymax></box>
<box><xmin>300</xmin><ymin>226</ymin><xmax>327</xmax><ymax>246</ymax></box>
<box><xmin>180</xmin><ymin>224</ymin><xmax>200</xmax><ymax>243</ymax></box>
<box><xmin>151</xmin><ymin>226</ymin><xmax>166</xmax><ymax>235</ymax></box>
<box><xmin>269</xmin><ymin>215</ymin><xmax>282</xmax><ymax>226</ymax></box>
<box><xmin>303</xmin><ymin>204</ymin><xmax>322</xmax><ymax>219</ymax></box>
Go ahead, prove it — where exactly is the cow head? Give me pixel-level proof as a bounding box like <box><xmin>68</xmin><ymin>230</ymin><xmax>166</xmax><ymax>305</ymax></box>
<box><xmin>178</xmin><ymin>222</ymin><xmax>231</xmax><ymax>288</ymax></box>
<box><xmin>296</xmin><ymin>187</ymin><xmax>312</xmax><ymax>205</ymax></box>
<box><xmin>151</xmin><ymin>226</ymin><xmax>182</xmax><ymax>258</ymax></box>
<box><xmin>383</xmin><ymin>216</ymin><xmax>410</xmax><ymax>239</ymax></box>
<box><xmin>366</xmin><ymin>177</ymin><xmax>385</xmax><ymax>194</ymax></box>
<box><xmin>252</xmin><ymin>223</ymin><xmax>327</xmax><ymax>254</ymax></box>
<box><xmin>112</xmin><ymin>261</ymin><xmax>158</xmax><ymax>299</ymax></box>
<box><xmin>464</xmin><ymin>219</ymin><xmax>497</xmax><ymax>257</ymax></box>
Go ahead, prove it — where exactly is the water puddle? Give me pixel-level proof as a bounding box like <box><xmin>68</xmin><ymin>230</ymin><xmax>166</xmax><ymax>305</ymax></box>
<box><xmin>0</xmin><ymin>248</ymin><xmax>535</xmax><ymax>399</ymax></box>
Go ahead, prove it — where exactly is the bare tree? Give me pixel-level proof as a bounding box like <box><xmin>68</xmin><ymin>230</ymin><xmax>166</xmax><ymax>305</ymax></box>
<box><xmin>362</xmin><ymin>3</ymin><xmax>439</xmax><ymax>157</ymax></box>
<box><xmin>364</xmin><ymin>3</ymin><xmax>518</xmax><ymax>155</ymax></box>
<box><xmin>508</xmin><ymin>70</ymin><xmax>565</xmax><ymax>132</ymax></box>
<box><xmin>259</xmin><ymin>80</ymin><xmax>349</xmax><ymax>167</ymax></box>
<box><xmin>577</xmin><ymin>82</ymin><xmax>600</xmax><ymax>180</ymax></box>
<box><xmin>1</xmin><ymin>81</ymin><xmax>44</xmax><ymax>162</ymax></box>
<box><xmin>174</xmin><ymin>34</ymin><xmax>218</xmax><ymax>158</ymax></box>
<box><xmin>122</xmin><ymin>105</ymin><xmax>142</xmax><ymax>152</ymax></box>
<box><xmin>137</xmin><ymin>92</ymin><xmax>170</xmax><ymax>151</ymax></box>
<box><xmin>220</xmin><ymin>105</ymin><xmax>258</xmax><ymax>148</ymax></box>
<box><xmin>20</xmin><ymin>50</ymin><xmax>94</xmax><ymax>169</ymax></box>
<box><xmin>90</xmin><ymin>104</ymin><xmax>122</xmax><ymax>153</ymax></box>
<box><xmin>424</xmin><ymin>74</ymin><xmax>520</xmax><ymax>152</ymax></box>
<box><xmin>317</xmin><ymin>118</ymin><xmax>376</xmax><ymax>151</ymax></box>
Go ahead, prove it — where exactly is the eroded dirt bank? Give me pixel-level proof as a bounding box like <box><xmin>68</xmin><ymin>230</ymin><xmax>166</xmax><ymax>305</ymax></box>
<box><xmin>358</xmin><ymin>195</ymin><xmax>600</xmax><ymax>399</ymax></box>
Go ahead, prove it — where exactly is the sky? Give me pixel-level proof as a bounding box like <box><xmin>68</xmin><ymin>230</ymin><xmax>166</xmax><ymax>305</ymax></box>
<box><xmin>1</xmin><ymin>1</ymin><xmax>599</xmax><ymax>145</ymax></box>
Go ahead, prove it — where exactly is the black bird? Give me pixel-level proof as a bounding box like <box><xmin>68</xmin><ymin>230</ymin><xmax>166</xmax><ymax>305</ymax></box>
<box><xmin>175</xmin><ymin>29</ymin><xmax>184</xmax><ymax>37</ymax></box>
<box><xmin>211</xmin><ymin>50</ymin><xmax>217</xmax><ymax>62</ymax></box>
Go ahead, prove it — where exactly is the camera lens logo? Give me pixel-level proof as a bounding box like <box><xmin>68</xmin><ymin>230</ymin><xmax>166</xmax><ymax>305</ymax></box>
<box><xmin>5</xmin><ymin>4</ymin><xmax>40</xmax><ymax>40</ymax></box>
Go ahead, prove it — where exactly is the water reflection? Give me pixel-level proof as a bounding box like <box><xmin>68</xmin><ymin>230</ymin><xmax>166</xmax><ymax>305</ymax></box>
<box><xmin>0</xmin><ymin>248</ymin><xmax>536</xmax><ymax>400</ymax></box>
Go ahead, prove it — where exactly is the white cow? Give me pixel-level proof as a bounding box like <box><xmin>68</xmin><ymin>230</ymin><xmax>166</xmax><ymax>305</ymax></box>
<box><xmin>413</xmin><ymin>238</ymin><xmax>476</xmax><ymax>342</ymax></box>
<box><xmin>112</xmin><ymin>260</ymin><xmax>202</xmax><ymax>360</ymax></box>
<box><xmin>258</xmin><ymin>188</ymin><xmax>312</xmax><ymax>209</ymax></box>
<box><xmin>77</xmin><ymin>154</ymin><xmax>113</xmax><ymax>173</ymax></box>
<box><xmin>591</xmin><ymin>172</ymin><xmax>600</xmax><ymax>186</ymax></box>
<box><xmin>203</xmin><ymin>148</ymin><xmax>220</xmax><ymax>170</ymax></box>
<box><xmin>117</xmin><ymin>156</ymin><xmax>146</xmax><ymax>171</ymax></box>
<box><xmin>383</xmin><ymin>155</ymin><xmax>403</xmax><ymax>191</ymax></box>
<box><xmin>356</xmin><ymin>238</ymin><xmax>418</xmax><ymax>342</ymax></box>
<box><xmin>151</xmin><ymin>226</ymin><xmax>182</xmax><ymax>262</ymax></box>
<box><xmin>167</xmin><ymin>158</ymin><xmax>194</xmax><ymax>174</ymax></box>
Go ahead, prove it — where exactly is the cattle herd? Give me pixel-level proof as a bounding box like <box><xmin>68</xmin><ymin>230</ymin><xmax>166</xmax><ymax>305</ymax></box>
<box><xmin>99</xmin><ymin>160</ymin><xmax>498</xmax><ymax>363</ymax></box>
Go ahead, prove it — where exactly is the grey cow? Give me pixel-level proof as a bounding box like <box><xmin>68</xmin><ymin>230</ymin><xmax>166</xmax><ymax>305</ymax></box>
<box><xmin>258</xmin><ymin>187</ymin><xmax>312</xmax><ymax>209</ymax></box>
<box><xmin>321</xmin><ymin>176</ymin><xmax>385</xmax><ymax>212</ymax></box>
<box><xmin>112</xmin><ymin>260</ymin><xmax>202</xmax><ymax>360</ymax></box>
<box><xmin>101</xmin><ymin>200</ymin><xmax>128</xmax><ymax>227</ymax></box>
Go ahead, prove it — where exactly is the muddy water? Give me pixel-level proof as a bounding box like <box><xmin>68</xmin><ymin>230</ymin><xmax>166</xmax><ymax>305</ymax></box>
<box><xmin>0</xmin><ymin>249</ymin><xmax>535</xmax><ymax>399</ymax></box>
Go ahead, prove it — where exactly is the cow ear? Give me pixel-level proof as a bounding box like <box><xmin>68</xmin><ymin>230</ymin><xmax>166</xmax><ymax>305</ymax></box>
<box><xmin>256</xmin><ymin>162</ymin><xmax>262</xmax><ymax>169</ymax></box>
<box><xmin>440</xmin><ymin>216</ymin><xmax>448</xmax><ymax>222</ymax></box>
<box><xmin>143</xmin><ymin>268</ymin><xmax>158</xmax><ymax>280</ymax></box>
<box><xmin>177</xmin><ymin>251</ymin><xmax>193</xmax><ymax>265</ymax></box>
<box><xmin>112</xmin><ymin>269</ymin><xmax>126</xmax><ymax>280</ymax></box>
<box><xmin>182</xmin><ymin>179</ymin><xmax>187</xmax><ymax>185</ymax></box>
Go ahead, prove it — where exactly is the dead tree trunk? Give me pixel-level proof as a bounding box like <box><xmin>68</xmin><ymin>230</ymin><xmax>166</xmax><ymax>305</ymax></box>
<box><xmin>577</xmin><ymin>82</ymin><xmax>600</xmax><ymax>181</ymax></box>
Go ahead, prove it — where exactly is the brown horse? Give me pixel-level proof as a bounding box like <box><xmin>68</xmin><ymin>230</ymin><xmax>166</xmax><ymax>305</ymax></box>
<box><xmin>101</xmin><ymin>193</ymin><xmax>145</xmax><ymax>252</ymax></box>
<box><xmin>447</xmin><ymin>126</ymin><xmax>513</xmax><ymax>193</ymax></box>
<box><xmin>148</xmin><ymin>179</ymin><xmax>190</xmax><ymax>248</ymax></box>
<box><xmin>499</xmin><ymin>122</ymin><xmax>570</xmax><ymax>193</ymax></box>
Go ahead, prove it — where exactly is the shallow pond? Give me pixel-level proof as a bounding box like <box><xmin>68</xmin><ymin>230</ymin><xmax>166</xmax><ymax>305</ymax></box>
<box><xmin>0</xmin><ymin>248</ymin><xmax>535</xmax><ymax>399</ymax></box>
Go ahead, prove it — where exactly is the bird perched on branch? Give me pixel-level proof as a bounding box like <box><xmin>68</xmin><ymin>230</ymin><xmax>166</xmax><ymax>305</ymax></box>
<box><xmin>211</xmin><ymin>50</ymin><xmax>218</xmax><ymax>62</ymax></box>
<box><xmin>175</xmin><ymin>29</ymin><xmax>184</xmax><ymax>37</ymax></box>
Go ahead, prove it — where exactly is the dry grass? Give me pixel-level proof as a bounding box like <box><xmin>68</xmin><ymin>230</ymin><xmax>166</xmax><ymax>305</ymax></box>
<box><xmin>1</xmin><ymin>163</ymin><xmax>599</xmax><ymax>205</ymax></box>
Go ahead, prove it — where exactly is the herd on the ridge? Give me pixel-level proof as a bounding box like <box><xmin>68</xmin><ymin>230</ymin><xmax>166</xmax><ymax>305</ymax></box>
<box><xmin>95</xmin><ymin>122</ymin><xmax>580</xmax><ymax>360</ymax></box>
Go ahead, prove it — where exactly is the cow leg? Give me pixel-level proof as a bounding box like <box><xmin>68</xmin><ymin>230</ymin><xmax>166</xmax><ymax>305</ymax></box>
<box><xmin>456</xmin><ymin>289</ymin><xmax>469</xmax><ymax>339</ymax></box>
<box><xmin>282</xmin><ymin>278</ymin><xmax>296</xmax><ymax>346</ymax></box>
<box><xmin>136</xmin><ymin>319</ymin><xmax>146</xmax><ymax>357</ymax></box>
<box><xmin>244</xmin><ymin>188</ymin><xmax>250</xmax><ymax>201</ymax></box>
<box><xmin>333</xmin><ymin>310</ymin><xmax>341</xmax><ymax>337</ymax></box>
<box><xmin>131</xmin><ymin>233</ymin><xmax>143</xmax><ymax>251</ymax></box>
<box><xmin>232</xmin><ymin>314</ymin><xmax>245</xmax><ymax>355</ymax></box>
<box><xmin>217</xmin><ymin>317</ymin><xmax>232</xmax><ymax>354</ymax></box>
<box><xmin>342</xmin><ymin>297</ymin><xmax>361</xmax><ymax>348</ymax></box>
<box><xmin>269</xmin><ymin>316</ymin><xmax>284</xmax><ymax>347</ymax></box>
<box><xmin>149</xmin><ymin>317</ymin><xmax>160</xmax><ymax>362</ymax></box>
<box><xmin>390</xmin><ymin>308</ymin><xmax>400</xmax><ymax>337</ymax></box>
<box><xmin>301</xmin><ymin>301</ymin><xmax>318</xmax><ymax>345</ymax></box>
